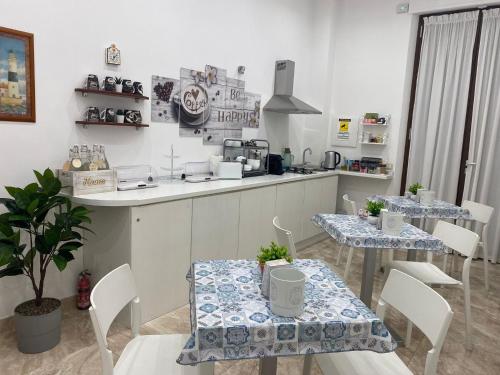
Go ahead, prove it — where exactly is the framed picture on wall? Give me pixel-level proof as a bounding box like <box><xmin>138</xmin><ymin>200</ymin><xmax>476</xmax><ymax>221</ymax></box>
<box><xmin>0</xmin><ymin>26</ymin><xmax>36</xmax><ymax>122</ymax></box>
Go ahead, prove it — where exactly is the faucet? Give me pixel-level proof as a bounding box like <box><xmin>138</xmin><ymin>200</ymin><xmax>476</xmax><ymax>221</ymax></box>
<box><xmin>302</xmin><ymin>147</ymin><xmax>312</xmax><ymax>166</ymax></box>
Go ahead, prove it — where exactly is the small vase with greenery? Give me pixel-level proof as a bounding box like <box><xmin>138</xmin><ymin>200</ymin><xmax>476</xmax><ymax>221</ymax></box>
<box><xmin>115</xmin><ymin>77</ymin><xmax>123</xmax><ymax>93</ymax></box>
<box><xmin>366</xmin><ymin>200</ymin><xmax>384</xmax><ymax>225</ymax></box>
<box><xmin>408</xmin><ymin>182</ymin><xmax>424</xmax><ymax>200</ymax></box>
<box><xmin>0</xmin><ymin>169</ymin><xmax>92</xmax><ymax>353</ymax></box>
<box><xmin>256</xmin><ymin>241</ymin><xmax>292</xmax><ymax>273</ymax></box>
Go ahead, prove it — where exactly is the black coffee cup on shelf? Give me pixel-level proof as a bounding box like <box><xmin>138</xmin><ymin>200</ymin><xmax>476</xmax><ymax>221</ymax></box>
<box><xmin>124</xmin><ymin>110</ymin><xmax>136</xmax><ymax>123</ymax></box>
<box><xmin>133</xmin><ymin>110</ymin><xmax>142</xmax><ymax>124</ymax></box>
<box><xmin>84</xmin><ymin>106</ymin><xmax>100</xmax><ymax>121</ymax></box>
<box><xmin>85</xmin><ymin>74</ymin><xmax>99</xmax><ymax>90</ymax></box>
<box><xmin>133</xmin><ymin>81</ymin><xmax>143</xmax><ymax>95</ymax></box>
<box><xmin>103</xmin><ymin>76</ymin><xmax>115</xmax><ymax>91</ymax></box>
<box><xmin>122</xmin><ymin>79</ymin><xmax>134</xmax><ymax>93</ymax></box>
<box><xmin>100</xmin><ymin>108</ymin><xmax>115</xmax><ymax>122</ymax></box>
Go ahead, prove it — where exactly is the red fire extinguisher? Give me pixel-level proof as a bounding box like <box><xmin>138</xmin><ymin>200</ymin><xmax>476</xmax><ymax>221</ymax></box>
<box><xmin>77</xmin><ymin>270</ymin><xmax>91</xmax><ymax>310</ymax></box>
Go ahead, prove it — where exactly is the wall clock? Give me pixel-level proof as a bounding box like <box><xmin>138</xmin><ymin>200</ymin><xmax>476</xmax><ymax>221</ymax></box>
<box><xmin>105</xmin><ymin>43</ymin><xmax>121</xmax><ymax>65</ymax></box>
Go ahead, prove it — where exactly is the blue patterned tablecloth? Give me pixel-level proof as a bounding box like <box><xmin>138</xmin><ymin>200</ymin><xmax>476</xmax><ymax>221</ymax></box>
<box><xmin>370</xmin><ymin>195</ymin><xmax>471</xmax><ymax>219</ymax></box>
<box><xmin>177</xmin><ymin>259</ymin><xmax>396</xmax><ymax>365</ymax></box>
<box><xmin>312</xmin><ymin>214</ymin><xmax>444</xmax><ymax>251</ymax></box>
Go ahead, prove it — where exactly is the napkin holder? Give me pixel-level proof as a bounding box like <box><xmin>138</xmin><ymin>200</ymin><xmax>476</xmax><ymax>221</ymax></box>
<box><xmin>418</xmin><ymin>189</ymin><xmax>435</xmax><ymax>205</ymax></box>
<box><xmin>261</xmin><ymin>259</ymin><xmax>290</xmax><ymax>297</ymax></box>
<box><xmin>381</xmin><ymin>209</ymin><xmax>404</xmax><ymax>236</ymax></box>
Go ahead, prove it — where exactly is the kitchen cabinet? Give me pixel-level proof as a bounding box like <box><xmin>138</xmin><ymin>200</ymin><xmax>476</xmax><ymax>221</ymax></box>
<box><xmin>275</xmin><ymin>181</ymin><xmax>306</xmax><ymax>242</ymax></box>
<box><xmin>302</xmin><ymin>176</ymin><xmax>338</xmax><ymax>239</ymax></box>
<box><xmin>131</xmin><ymin>199</ymin><xmax>192</xmax><ymax>322</ymax></box>
<box><xmin>238</xmin><ymin>186</ymin><xmax>277</xmax><ymax>259</ymax></box>
<box><xmin>191</xmin><ymin>192</ymin><xmax>240</xmax><ymax>261</ymax></box>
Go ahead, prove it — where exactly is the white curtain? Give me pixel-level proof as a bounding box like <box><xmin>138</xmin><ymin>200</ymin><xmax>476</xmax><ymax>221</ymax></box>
<box><xmin>407</xmin><ymin>11</ymin><xmax>479</xmax><ymax>203</ymax></box>
<box><xmin>464</xmin><ymin>8</ymin><xmax>500</xmax><ymax>262</ymax></box>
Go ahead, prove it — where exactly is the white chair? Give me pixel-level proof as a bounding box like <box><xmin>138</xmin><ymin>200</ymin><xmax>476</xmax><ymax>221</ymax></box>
<box><xmin>461</xmin><ymin>200</ymin><xmax>494</xmax><ymax>291</ymax></box>
<box><xmin>387</xmin><ymin>221</ymin><xmax>479</xmax><ymax>349</ymax></box>
<box><xmin>273</xmin><ymin>216</ymin><xmax>297</xmax><ymax>257</ymax></box>
<box><xmin>336</xmin><ymin>194</ymin><xmax>356</xmax><ymax>280</ymax></box>
<box><xmin>316</xmin><ymin>269</ymin><xmax>453</xmax><ymax>375</ymax></box>
<box><xmin>89</xmin><ymin>264</ymin><xmax>214</xmax><ymax>375</ymax></box>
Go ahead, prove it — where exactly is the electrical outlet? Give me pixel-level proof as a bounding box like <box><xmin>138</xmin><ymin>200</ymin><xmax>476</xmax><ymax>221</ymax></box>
<box><xmin>396</xmin><ymin>2</ymin><xmax>409</xmax><ymax>14</ymax></box>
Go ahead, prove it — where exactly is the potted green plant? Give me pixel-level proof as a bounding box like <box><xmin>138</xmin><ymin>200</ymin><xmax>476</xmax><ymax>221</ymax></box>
<box><xmin>0</xmin><ymin>169</ymin><xmax>92</xmax><ymax>353</ymax></box>
<box><xmin>115</xmin><ymin>77</ymin><xmax>123</xmax><ymax>93</ymax></box>
<box><xmin>408</xmin><ymin>182</ymin><xmax>423</xmax><ymax>200</ymax></box>
<box><xmin>366</xmin><ymin>200</ymin><xmax>385</xmax><ymax>225</ymax></box>
<box><xmin>256</xmin><ymin>241</ymin><xmax>292</xmax><ymax>273</ymax></box>
<box><xmin>116</xmin><ymin>109</ymin><xmax>124</xmax><ymax>123</ymax></box>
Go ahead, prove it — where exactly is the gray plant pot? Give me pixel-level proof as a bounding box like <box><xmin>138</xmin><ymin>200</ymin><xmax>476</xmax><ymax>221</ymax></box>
<box><xmin>14</xmin><ymin>299</ymin><xmax>62</xmax><ymax>354</ymax></box>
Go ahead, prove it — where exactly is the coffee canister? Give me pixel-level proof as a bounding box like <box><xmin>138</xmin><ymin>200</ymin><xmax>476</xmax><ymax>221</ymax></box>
<box><xmin>270</xmin><ymin>268</ymin><xmax>305</xmax><ymax>317</ymax></box>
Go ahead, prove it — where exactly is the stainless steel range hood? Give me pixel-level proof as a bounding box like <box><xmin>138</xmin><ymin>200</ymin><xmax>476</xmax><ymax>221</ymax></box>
<box><xmin>263</xmin><ymin>60</ymin><xmax>322</xmax><ymax>115</ymax></box>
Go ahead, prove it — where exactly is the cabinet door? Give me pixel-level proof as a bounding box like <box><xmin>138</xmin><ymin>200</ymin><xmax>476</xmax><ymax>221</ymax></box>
<box><xmin>302</xmin><ymin>176</ymin><xmax>338</xmax><ymax>239</ymax></box>
<box><xmin>238</xmin><ymin>186</ymin><xmax>277</xmax><ymax>259</ymax></box>
<box><xmin>275</xmin><ymin>181</ymin><xmax>305</xmax><ymax>242</ymax></box>
<box><xmin>192</xmin><ymin>192</ymin><xmax>240</xmax><ymax>261</ymax></box>
<box><xmin>131</xmin><ymin>199</ymin><xmax>192</xmax><ymax>323</ymax></box>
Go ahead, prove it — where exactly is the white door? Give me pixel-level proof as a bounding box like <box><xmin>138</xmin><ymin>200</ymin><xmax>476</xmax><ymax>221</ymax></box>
<box><xmin>238</xmin><ymin>186</ymin><xmax>277</xmax><ymax>259</ymax></box>
<box><xmin>131</xmin><ymin>199</ymin><xmax>192</xmax><ymax>322</ymax></box>
<box><xmin>275</xmin><ymin>181</ymin><xmax>305</xmax><ymax>242</ymax></box>
<box><xmin>192</xmin><ymin>192</ymin><xmax>240</xmax><ymax>261</ymax></box>
<box><xmin>302</xmin><ymin>176</ymin><xmax>338</xmax><ymax>239</ymax></box>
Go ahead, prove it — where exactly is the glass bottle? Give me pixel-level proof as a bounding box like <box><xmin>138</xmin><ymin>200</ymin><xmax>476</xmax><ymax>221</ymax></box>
<box><xmin>80</xmin><ymin>144</ymin><xmax>91</xmax><ymax>171</ymax></box>
<box><xmin>69</xmin><ymin>145</ymin><xmax>82</xmax><ymax>171</ymax></box>
<box><xmin>99</xmin><ymin>145</ymin><xmax>109</xmax><ymax>170</ymax></box>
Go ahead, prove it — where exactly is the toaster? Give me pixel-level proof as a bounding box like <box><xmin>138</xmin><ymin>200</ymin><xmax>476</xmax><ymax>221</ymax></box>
<box><xmin>216</xmin><ymin>162</ymin><xmax>243</xmax><ymax>180</ymax></box>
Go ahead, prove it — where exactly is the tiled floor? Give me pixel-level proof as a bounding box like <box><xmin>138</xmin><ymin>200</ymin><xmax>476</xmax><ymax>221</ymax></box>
<box><xmin>1</xmin><ymin>239</ymin><xmax>499</xmax><ymax>374</ymax></box>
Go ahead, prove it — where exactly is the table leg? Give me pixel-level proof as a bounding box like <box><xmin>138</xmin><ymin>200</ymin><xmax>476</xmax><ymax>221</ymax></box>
<box><xmin>360</xmin><ymin>247</ymin><xmax>377</xmax><ymax>308</ymax></box>
<box><xmin>303</xmin><ymin>355</ymin><xmax>313</xmax><ymax>375</ymax></box>
<box><xmin>259</xmin><ymin>357</ymin><xmax>277</xmax><ymax>375</ymax></box>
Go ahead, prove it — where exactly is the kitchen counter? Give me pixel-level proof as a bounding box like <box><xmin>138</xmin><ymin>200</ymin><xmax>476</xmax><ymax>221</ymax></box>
<box><xmin>71</xmin><ymin>170</ymin><xmax>391</xmax><ymax>207</ymax></box>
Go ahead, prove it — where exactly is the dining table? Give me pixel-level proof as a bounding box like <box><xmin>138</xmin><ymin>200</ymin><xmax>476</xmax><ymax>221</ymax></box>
<box><xmin>177</xmin><ymin>258</ymin><xmax>397</xmax><ymax>375</ymax></box>
<box><xmin>370</xmin><ymin>195</ymin><xmax>471</xmax><ymax>260</ymax></box>
<box><xmin>312</xmin><ymin>214</ymin><xmax>444</xmax><ymax>308</ymax></box>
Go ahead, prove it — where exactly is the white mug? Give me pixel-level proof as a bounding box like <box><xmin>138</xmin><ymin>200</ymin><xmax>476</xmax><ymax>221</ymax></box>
<box><xmin>270</xmin><ymin>268</ymin><xmax>305</xmax><ymax>317</ymax></box>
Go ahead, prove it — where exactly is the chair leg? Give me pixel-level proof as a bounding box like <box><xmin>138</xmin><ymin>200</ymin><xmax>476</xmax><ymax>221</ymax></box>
<box><xmin>405</xmin><ymin>320</ymin><xmax>413</xmax><ymax>348</ymax></box>
<box><xmin>482</xmin><ymin>244</ymin><xmax>489</xmax><ymax>291</ymax></box>
<box><xmin>464</xmin><ymin>286</ymin><xmax>473</xmax><ymax>350</ymax></box>
<box><xmin>442</xmin><ymin>252</ymin><xmax>448</xmax><ymax>273</ymax></box>
<box><xmin>343</xmin><ymin>247</ymin><xmax>354</xmax><ymax>281</ymax></box>
<box><xmin>336</xmin><ymin>244</ymin><xmax>344</xmax><ymax>266</ymax></box>
<box><xmin>303</xmin><ymin>355</ymin><xmax>313</xmax><ymax>375</ymax></box>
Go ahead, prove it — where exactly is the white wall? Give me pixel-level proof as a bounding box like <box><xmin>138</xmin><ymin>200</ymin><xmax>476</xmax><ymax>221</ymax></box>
<box><xmin>411</xmin><ymin>0</ymin><xmax>500</xmax><ymax>13</ymax></box>
<box><xmin>0</xmin><ymin>0</ymin><xmax>336</xmax><ymax>318</ymax></box>
<box><xmin>327</xmin><ymin>0</ymin><xmax>418</xmax><ymax>209</ymax></box>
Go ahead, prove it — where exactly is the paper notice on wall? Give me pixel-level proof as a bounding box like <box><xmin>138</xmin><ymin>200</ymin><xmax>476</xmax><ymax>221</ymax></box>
<box><xmin>331</xmin><ymin>116</ymin><xmax>358</xmax><ymax>148</ymax></box>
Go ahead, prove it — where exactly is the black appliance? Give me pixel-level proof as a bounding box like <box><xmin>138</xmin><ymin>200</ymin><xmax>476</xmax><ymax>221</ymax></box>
<box><xmin>267</xmin><ymin>154</ymin><xmax>284</xmax><ymax>175</ymax></box>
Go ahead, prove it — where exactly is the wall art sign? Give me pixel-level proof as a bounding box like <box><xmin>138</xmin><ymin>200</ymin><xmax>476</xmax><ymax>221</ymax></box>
<box><xmin>0</xmin><ymin>26</ymin><xmax>35</xmax><ymax>122</ymax></box>
<box><xmin>105</xmin><ymin>43</ymin><xmax>121</xmax><ymax>65</ymax></box>
<box><xmin>151</xmin><ymin>64</ymin><xmax>261</xmax><ymax>145</ymax></box>
<box><xmin>151</xmin><ymin>75</ymin><xmax>179</xmax><ymax>123</ymax></box>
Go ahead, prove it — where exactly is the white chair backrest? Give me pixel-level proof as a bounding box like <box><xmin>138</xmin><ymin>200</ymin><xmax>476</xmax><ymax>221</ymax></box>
<box><xmin>342</xmin><ymin>194</ymin><xmax>357</xmax><ymax>215</ymax></box>
<box><xmin>89</xmin><ymin>264</ymin><xmax>138</xmax><ymax>375</ymax></box>
<box><xmin>432</xmin><ymin>220</ymin><xmax>480</xmax><ymax>258</ymax></box>
<box><xmin>273</xmin><ymin>216</ymin><xmax>297</xmax><ymax>257</ymax></box>
<box><xmin>378</xmin><ymin>270</ymin><xmax>453</xmax><ymax>375</ymax></box>
<box><xmin>462</xmin><ymin>200</ymin><xmax>494</xmax><ymax>224</ymax></box>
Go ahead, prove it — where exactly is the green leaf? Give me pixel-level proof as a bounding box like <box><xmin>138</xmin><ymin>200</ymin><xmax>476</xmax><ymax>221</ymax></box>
<box><xmin>58</xmin><ymin>250</ymin><xmax>75</xmax><ymax>262</ymax></box>
<box><xmin>0</xmin><ymin>265</ymin><xmax>23</xmax><ymax>277</ymax></box>
<box><xmin>44</xmin><ymin>226</ymin><xmax>62</xmax><ymax>247</ymax></box>
<box><xmin>23</xmin><ymin>248</ymin><xmax>36</xmax><ymax>267</ymax></box>
<box><xmin>58</xmin><ymin>241</ymin><xmax>83</xmax><ymax>252</ymax></box>
<box><xmin>5</xmin><ymin>186</ymin><xmax>22</xmax><ymax>199</ymax></box>
<box><xmin>52</xmin><ymin>254</ymin><xmax>67</xmax><ymax>271</ymax></box>
<box><xmin>0</xmin><ymin>243</ymin><xmax>15</xmax><ymax>267</ymax></box>
<box><xmin>35</xmin><ymin>234</ymin><xmax>51</xmax><ymax>254</ymax></box>
<box><xmin>24</xmin><ymin>183</ymin><xmax>39</xmax><ymax>195</ymax></box>
<box><xmin>34</xmin><ymin>169</ymin><xmax>61</xmax><ymax>196</ymax></box>
<box><xmin>26</xmin><ymin>199</ymin><xmax>39</xmax><ymax>215</ymax></box>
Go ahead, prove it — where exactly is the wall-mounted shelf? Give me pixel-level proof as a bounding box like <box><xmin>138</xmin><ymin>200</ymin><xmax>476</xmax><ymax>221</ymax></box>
<box><xmin>361</xmin><ymin>122</ymin><xmax>388</xmax><ymax>127</ymax></box>
<box><xmin>75</xmin><ymin>121</ymin><xmax>149</xmax><ymax>130</ymax></box>
<box><xmin>360</xmin><ymin>142</ymin><xmax>387</xmax><ymax>146</ymax></box>
<box><xmin>75</xmin><ymin>88</ymin><xmax>149</xmax><ymax>102</ymax></box>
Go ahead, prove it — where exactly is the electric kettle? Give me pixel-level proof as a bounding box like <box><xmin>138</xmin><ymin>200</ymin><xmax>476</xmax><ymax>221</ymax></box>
<box><xmin>321</xmin><ymin>151</ymin><xmax>341</xmax><ymax>170</ymax></box>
